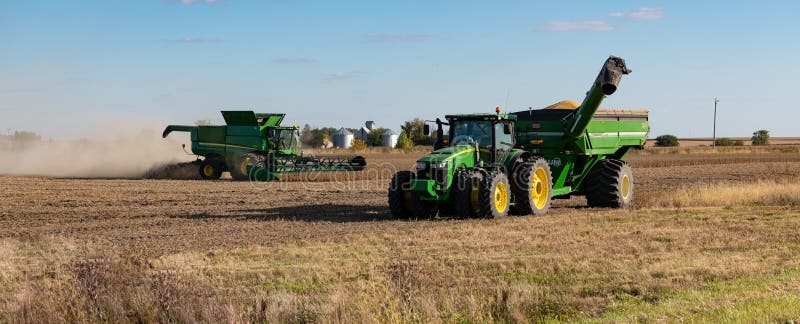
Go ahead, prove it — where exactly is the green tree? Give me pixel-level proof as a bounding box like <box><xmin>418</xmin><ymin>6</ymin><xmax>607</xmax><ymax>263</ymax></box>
<box><xmin>299</xmin><ymin>126</ymin><xmax>337</xmax><ymax>148</ymax></box>
<box><xmin>401</xmin><ymin>118</ymin><xmax>432</xmax><ymax>145</ymax></box>
<box><xmin>300</xmin><ymin>124</ymin><xmax>314</xmax><ymax>145</ymax></box>
<box><xmin>366</xmin><ymin>127</ymin><xmax>387</xmax><ymax>147</ymax></box>
<box><xmin>752</xmin><ymin>130</ymin><xmax>770</xmax><ymax>146</ymax></box>
<box><xmin>395</xmin><ymin>130</ymin><xmax>413</xmax><ymax>149</ymax></box>
<box><xmin>714</xmin><ymin>137</ymin><xmax>734</xmax><ymax>146</ymax></box>
<box><xmin>654</xmin><ymin>134</ymin><xmax>679</xmax><ymax>147</ymax></box>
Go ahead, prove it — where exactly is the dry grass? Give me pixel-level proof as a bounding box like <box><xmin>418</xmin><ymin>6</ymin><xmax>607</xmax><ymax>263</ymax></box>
<box><xmin>2</xmin><ymin>207</ymin><xmax>800</xmax><ymax>322</ymax></box>
<box><xmin>638</xmin><ymin>178</ymin><xmax>800</xmax><ymax>209</ymax></box>
<box><xmin>3</xmin><ymin>149</ymin><xmax>800</xmax><ymax>322</ymax></box>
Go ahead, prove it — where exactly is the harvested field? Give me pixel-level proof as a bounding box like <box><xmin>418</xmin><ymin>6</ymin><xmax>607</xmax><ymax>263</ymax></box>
<box><xmin>2</xmin><ymin>147</ymin><xmax>800</xmax><ymax>322</ymax></box>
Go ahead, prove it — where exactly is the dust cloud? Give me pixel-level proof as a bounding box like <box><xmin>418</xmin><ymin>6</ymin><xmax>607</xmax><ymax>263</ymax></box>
<box><xmin>0</xmin><ymin>126</ymin><xmax>197</xmax><ymax>178</ymax></box>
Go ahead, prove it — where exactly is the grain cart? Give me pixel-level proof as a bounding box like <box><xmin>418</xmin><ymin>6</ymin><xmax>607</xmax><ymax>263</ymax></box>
<box><xmin>388</xmin><ymin>56</ymin><xmax>648</xmax><ymax>219</ymax></box>
<box><xmin>163</xmin><ymin>111</ymin><xmax>366</xmax><ymax>181</ymax></box>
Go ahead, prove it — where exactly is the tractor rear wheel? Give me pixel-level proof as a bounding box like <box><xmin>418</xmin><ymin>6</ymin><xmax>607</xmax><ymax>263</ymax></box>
<box><xmin>199</xmin><ymin>158</ymin><xmax>223</xmax><ymax>180</ymax></box>
<box><xmin>584</xmin><ymin>159</ymin><xmax>634</xmax><ymax>208</ymax></box>
<box><xmin>388</xmin><ymin>171</ymin><xmax>415</xmax><ymax>218</ymax></box>
<box><xmin>478</xmin><ymin>171</ymin><xmax>511</xmax><ymax>219</ymax></box>
<box><xmin>511</xmin><ymin>158</ymin><xmax>553</xmax><ymax>215</ymax></box>
<box><xmin>455</xmin><ymin>170</ymin><xmax>484</xmax><ymax>219</ymax></box>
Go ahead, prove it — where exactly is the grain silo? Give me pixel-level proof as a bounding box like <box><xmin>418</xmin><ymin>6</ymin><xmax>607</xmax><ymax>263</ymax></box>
<box><xmin>356</xmin><ymin>126</ymin><xmax>371</xmax><ymax>143</ymax></box>
<box><xmin>383</xmin><ymin>129</ymin><xmax>399</xmax><ymax>148</ymax></box>
<box><xmin>333</xmin><ymin>128</ymin><xmax>353</xmax><ymax>148</ymax></box>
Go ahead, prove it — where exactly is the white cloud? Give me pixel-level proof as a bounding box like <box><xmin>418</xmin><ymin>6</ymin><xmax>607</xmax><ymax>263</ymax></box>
<box><xmin>322</xmin><ymin>71</ymin><xmax>362</xmax><ymax>83</ymax></box>
<box><xmin>365</xmin><ymin>33</ymin><xmax>432</xmax><ymax>43</ymax></box>
<box><xmin>539</xmin><ymin>21</ymin><xmax>615</xmax><ymax>32</ymax></box>
<box><xmin>609</xmin><ymin>7</ymin><xmax>665</xmax><ymax>21</ymax></box>
<box><xmin>272</xmin><ymin>57</ymin><xmax>316</xmax><ymax>64</ymax></box>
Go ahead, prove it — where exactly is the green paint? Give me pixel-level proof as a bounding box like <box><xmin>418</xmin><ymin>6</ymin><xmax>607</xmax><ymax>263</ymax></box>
<box><xmin>405</xmin><ymin>56</ymin><xmax>649</xmax><ymax>210</ymax></box>
<box><xmin>163</xmin><ymin>111</ymin><xmax>365</xmax><ymax>181</ymax></box>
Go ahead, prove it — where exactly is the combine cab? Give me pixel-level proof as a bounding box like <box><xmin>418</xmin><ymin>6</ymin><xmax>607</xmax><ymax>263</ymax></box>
<box><xmin>163</xmin><ymin>111</ymin><xmax>366</xmax><ymax>181</ymax></box>
<box><xmin>388</xmin><ymin>56</ymin><xmax>649</xmax><ymax>219</ymax></box>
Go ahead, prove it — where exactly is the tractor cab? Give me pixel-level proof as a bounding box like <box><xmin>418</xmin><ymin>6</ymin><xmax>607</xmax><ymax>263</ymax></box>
<box><xmin>427</xmin><ymin>109</ymin><xmax>517</xmax><ymax>166</ymax></box>
<box><xmin>265</xmin><ymin>126</ymin><xmax>301</xmax><ymax>154</ymax></box>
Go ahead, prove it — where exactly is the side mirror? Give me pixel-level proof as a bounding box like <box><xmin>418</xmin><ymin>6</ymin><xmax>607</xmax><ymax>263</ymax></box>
<box><xmin>423</xmin><ymin>124</ymin><xmax>430</xmax><ymax>135</ymax></box>
<box><xmin>503</xmin><ymin>123</ymin><xmax>512</xmax><ymax>135</ymax></box>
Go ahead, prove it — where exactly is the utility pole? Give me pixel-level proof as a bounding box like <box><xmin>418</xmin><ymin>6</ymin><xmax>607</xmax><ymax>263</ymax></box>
<box><xmin>712</xmin><ymin>98</ymin><xmax>719</xmax><ymax>147</ymax></box>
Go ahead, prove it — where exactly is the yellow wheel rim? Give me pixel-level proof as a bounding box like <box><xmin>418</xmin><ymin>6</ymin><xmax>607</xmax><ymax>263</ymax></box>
<box><xmin>240</xmin><ymin>157</ymin><xmax>250</xmax><ymax>175</ymax></box>
<box><xmin>470</xmin><ymin>182</ymin><xmax>480</xmax><ymax>212</ymax></box>
<box><xmin>621</xmin><ymin>174</ymin><xmax>631</xmax><ymax>199</ymax></box>
<box><xmin>494</xmin><ymin>181</ymin><xmax>509</xmax><ymax>212</ymax></box>
<box><xmin>203</xmin><ymin>165</ymin><xmax>214</xmax><ymax>177</ymax></box>
<box><xmin>531</xmin><ymin>167</ymin><xmax>549</xmax><ymax>210</ymax></box>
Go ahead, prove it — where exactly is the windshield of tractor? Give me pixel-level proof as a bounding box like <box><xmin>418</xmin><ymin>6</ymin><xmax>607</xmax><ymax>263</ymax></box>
<box><xmin>268</xmin><ymin>128</ymin><xmax>300</xmax><ymax>151</ymax></box>
<box><xmin>450</xmin><ymin>121</ymin><xmax>493</xmax><ymax>147</ymax></box>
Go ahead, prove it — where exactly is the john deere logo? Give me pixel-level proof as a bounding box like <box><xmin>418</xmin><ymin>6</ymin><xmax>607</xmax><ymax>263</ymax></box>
<box><xmin>548</xmin><ymin>158</ymin><xmax>562</xmax><ymax>167</ymax></box>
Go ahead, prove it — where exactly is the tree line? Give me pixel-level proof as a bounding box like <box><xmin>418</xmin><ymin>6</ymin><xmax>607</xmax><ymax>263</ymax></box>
<box><xmin>299</xmin><ymin>118</ymin><xmax>437</xmax><ymax>149</ymax></box>
<box><xmin>654</xmin><ymin>130</ymin><xmax>771</xmax><ymax>147</ymax></box>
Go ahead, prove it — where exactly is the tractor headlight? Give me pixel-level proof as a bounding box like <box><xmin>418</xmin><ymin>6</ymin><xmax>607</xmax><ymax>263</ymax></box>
<box><xmin>431</xmin><ymin>162</ymin><xmax>448</xmax><ymax>169</ymax></box>
<box><xmin>416</xmin><ymin>161</ymin><xmax>428</xmax><ymax>170</ymax></box>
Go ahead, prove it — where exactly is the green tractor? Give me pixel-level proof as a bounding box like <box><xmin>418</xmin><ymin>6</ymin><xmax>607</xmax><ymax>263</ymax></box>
<box><xmin>388</xmin><ymin>56</ymin><xmax>648</xmax><ymax>219</ymax></box>
<box><xmin>163</xmin><ymin>111</ymin><xmax>366</xmax><ymax>181</ymax></box>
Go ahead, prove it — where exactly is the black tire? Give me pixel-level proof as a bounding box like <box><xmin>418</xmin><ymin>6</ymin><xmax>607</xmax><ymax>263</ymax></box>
<box><xmin>510</xmin><ymin>158</ymin><xmax>553</xmax><ymax>215</ymax></box>
<box><xmin>584</xmin><ymin>159</ymin><xmax>634</xmax><ymax>208</ymax></box>
<box><xmin>455</xmin><ymin>170</ymin><xmax>484</xmax><ymax>219</ymax></box>
<box><xmin>412</xmin><ymin>193</ymin><xmax>438</xmax><ymax>219</ymax></box>
<box><xmin>198</xmin><ymin>157</ymin><xmax>224</xmax><ymax>180</ymax></box>
<box><xmin>478</xmin><ymin>171</ymin><xmax>511</xmax><ymax>219</ymax></box>
<box><xmin>350</xmin><ymin>156</ymin><xmax>367</xmax><ymax>171</ymax></box>
<box><xmin>437</xmin><ymin>198</ymin><xmax>456</xmax><ymax>217</ymax></box>
<box><xmin>388</xmin><ymin>171</ymin><xmax>415</xmax><ymax>218</ymax></box>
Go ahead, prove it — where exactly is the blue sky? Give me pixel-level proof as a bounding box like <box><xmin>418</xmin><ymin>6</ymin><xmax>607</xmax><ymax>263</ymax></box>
<box><xmin>1</xmin><ymin>1</ymin><xmax>798</xmax><ymax>139</ymax></box>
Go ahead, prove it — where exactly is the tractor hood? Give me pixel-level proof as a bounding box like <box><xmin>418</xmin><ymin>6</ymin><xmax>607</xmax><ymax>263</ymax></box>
<box><xmin>416</xmin><ymin>145</ymin><xmax>475</xmax><ymax>164</ymax></box>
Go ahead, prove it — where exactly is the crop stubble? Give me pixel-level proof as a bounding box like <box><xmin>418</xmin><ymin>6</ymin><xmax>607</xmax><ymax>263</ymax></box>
<box><xmin>2</xmin><ymin>150</ymin><xmax>800</xmax><ymax>258</ymax></box>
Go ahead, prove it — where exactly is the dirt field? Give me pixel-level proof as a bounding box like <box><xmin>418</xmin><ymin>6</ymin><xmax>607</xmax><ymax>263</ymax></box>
<box><xmin>2</xmin><ymin>147</ymin><xmax>800</xmax><ymax>322</ymax></box>
<box><xmin>643</xmin><ymin>137</ymin><xmax>800</xmax><ymax>147</ymax></box>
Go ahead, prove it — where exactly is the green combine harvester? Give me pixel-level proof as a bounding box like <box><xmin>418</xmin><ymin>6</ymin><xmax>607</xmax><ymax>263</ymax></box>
<box><xmin>388</xmin><ymin>56</ymin><xmax>649</xmax><ymax>218</ymax></box>
<box><xmin>163</xmin><ymin>111</ymin><xmax>366</xmax><ymax>181</ymax></box>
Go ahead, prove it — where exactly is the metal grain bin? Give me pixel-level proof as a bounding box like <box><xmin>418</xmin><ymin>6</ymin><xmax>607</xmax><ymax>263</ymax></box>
<box><xmin>383</xmin><ymin>129</ymin><xmax>398</xmax><ymax>148</ymax></box>
<box><xmin>333</xmin><ymin>128</ymin><xmax>354</xmax><ymax>148</ymax></box>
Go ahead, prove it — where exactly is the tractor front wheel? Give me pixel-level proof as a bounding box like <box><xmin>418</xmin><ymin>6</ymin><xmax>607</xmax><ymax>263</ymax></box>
<box><xmin>479</xmin><ymin>171</ymin><xmax>511</xmax><ymax>219</ymax></box>
<box><xmin>511</xmin><ymin>158</ymin><xmax>553</xmax><ymax>215</ymax></box>
<box><xmin>454</xmin><ymin>170</ymin><xmax>484</xmax><ymax>219</ymax></box>
<box><xmin>388</xmin><ymin>171</ymin><xmax>415</xmax><ymax>218</ymax></box>
<box><xmin>584</xmin><ymin>159</ymin><xmax>634</xmax><ymax>208</ymax></box>
<box><xmin>412</xmin><ymin>193</ymin><xmax>438</xmax><ymax>219</ymax></box>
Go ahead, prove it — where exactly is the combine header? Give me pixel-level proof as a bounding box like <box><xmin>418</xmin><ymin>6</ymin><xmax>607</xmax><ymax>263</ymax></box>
<box><xmin>389</xmin><ymin>56</ymin><xmax>649</xmax><ymax>219</ymax></box>
<box><xmin>163</xmin><ymin>111</ymin><xmax>366</xmax><ymax>181</ymax></box>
